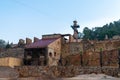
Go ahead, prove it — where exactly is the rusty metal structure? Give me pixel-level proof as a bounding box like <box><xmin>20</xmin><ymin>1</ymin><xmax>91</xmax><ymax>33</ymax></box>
<box><xmin>71</xmin><ymin>20</ymin><xmax>80</xmax><ymax>40</ymax></box>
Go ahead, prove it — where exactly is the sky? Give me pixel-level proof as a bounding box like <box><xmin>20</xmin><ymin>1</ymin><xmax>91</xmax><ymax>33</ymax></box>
<box><xmin>0</xmin><ymin>0</ymin><xmax>120</xmax><ymax>43</ymax></box>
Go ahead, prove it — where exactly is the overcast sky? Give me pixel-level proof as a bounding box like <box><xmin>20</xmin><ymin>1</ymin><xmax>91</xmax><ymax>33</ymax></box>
<box><xmin>0</xmin><ymin>0</ymin><xmax>120</xmax><ymax>43</ymax></box>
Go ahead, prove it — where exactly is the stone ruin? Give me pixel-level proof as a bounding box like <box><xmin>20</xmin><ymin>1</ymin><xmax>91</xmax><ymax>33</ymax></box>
<box><xmin>61</xmin><ymin>39</ymin><xmax>120</xmax><ymax>67</ymax></box>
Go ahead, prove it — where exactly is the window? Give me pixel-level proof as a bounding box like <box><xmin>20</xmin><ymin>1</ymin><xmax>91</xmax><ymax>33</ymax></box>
<box><xmin>54</xmin><ymin>52</ymin><xmax>56</xmax><ymax>56</ymax></box>
<box><xmin>49</xmin><ymin>52</ymin><xmax>52</xmax><ymax>57</ymax></box>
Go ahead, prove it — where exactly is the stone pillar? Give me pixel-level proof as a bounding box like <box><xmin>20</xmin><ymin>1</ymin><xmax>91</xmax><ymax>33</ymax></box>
<box><xmin>34</xmin><ymin>37</ymin><xmax>39</xmax><ymax>42</ymax></box>
<box><xmin>26</xmin><ymin>38</ymin><xmax>32</xmax><ymax>45</ymax></box>
<box><xmin>69</xmin><ymin>35</ymin><xmax>74</xmax><ymax>42</ymax></box>
<box><xmin>19</xmin><ymin>39</ymin><xmax>25</xmax><ymax>44</ymax></box>
<box><xmin>39</xmin><ymin>56</ymin><xmax>45</xmax><ymax>66</ymax></box>
<box><xmin>18</xmin><ymin>39</ymin><xmax>25</xmax><ymax>47</ymax></box>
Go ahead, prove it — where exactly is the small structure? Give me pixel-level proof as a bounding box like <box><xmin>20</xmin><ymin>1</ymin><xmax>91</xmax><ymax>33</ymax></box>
<box><xmin>24</xmin><ymin>34</ymin><xmax>62</xmax><ymax>66</ymax></box>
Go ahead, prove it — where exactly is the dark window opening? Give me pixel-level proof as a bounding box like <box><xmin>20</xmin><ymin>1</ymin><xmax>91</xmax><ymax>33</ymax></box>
<box><xmin>54</xmin><ymin>52</ymin><xmax>56</xmax><ymax>56</ymax></box>
<box><xmin>49</xmin><ymin>52</ymin><xmax>52</xmax><ymax>57</ymax></box>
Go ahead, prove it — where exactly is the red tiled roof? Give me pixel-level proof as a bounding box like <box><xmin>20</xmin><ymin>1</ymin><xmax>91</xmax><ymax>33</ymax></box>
<box><xmin>25</xmin><ymin>38</ymin><xmax>58</xmax><ymax>49</ymax></box>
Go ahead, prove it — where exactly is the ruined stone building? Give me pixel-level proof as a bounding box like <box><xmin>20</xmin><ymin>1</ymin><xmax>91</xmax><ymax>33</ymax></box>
<box><xmin>0</xmin><ymin>21</ymin><xmax>120</xmax><ymax>68</ymax></box>
<box><xmin>24</xmin><ymin>34</ymin><xmax>62</xmax><ymax>66</ymax></box>
<box><xmin>0</xmin><ymin>34</ymin><xmax>120</xmax><ymax>67</ymax></box>
<box><xmin>24</xmin><ymin>34</ymin><xmax>75</xmax><ymax>66</ymax></box>
<box><xmin>23</xmin><ymin>32</ymin><xmax>120</xmax><ymax>67</ymax></box>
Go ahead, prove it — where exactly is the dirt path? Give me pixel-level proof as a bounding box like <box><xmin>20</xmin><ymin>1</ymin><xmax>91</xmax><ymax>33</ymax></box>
<box><xmin>62</xmin><ymin>74</ymin><xmax>120</xmax><ymax>80</ymax></box>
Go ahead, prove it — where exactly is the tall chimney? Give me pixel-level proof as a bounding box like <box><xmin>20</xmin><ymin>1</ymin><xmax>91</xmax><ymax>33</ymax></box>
<box><xmin>18</xmin><ymin>39</ymin><xmax>25</xmax><ymax>44</ymax></box>
<box><xmin>18</xmin><ymin>39</ymin><xmax>25</xmax><ymax>47</ymax></box>
<box><xmin>34</xmin><ymin>37</ymin><xmax>39</xmax><ymax>42</ymax></box>
<box><xmin>26</xmin><ymin>38</ymin><xmax>32</xmax><ymax>45</ymax></box>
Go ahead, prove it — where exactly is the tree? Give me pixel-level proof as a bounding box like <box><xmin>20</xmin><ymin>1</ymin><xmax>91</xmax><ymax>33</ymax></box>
<box><xmin>5</xmin><ymin>42</ymin><xmax>11</xmax><ymax>49</ymax></box>
<box><xmin>82</xmin><ymin>19</ymin><xmax>120</xmax><ymax>40</ymax></box>
<box><xmin>78</xmin><ymin>32</ymin><xmax>84</xmax><ymax>39</ymax></box>
<box><xmin>83</xmin><ymin>27</ymin><xmax>92</xmax><ymax>40</ymax></box>
<box><xmin>0</xmin><ymin>39</ymin><xmax>6</xmax><ymax>48</ymax></box>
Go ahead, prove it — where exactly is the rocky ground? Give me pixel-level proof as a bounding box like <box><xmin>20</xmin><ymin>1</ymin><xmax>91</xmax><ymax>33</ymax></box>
<box><xmin>0</xmin><ymin>74</ymin><xmax>120</xmax><ymax>80</ymax></box>
<box><xmin>0</xmin><ymin>67</ymin><xmax>120</xmax><ymax>80</ymax></box>
<box><xmin>63</xmin><ymin>74</ymin><xmax>120</xmax><ymax>80</ymax></box>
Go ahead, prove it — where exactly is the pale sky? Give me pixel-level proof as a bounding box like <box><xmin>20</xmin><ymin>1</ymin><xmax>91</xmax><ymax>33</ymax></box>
<box><xmin>0</xmin><ymin>0</ymin><xmax>120</xmax><ymax>43</ymax></box>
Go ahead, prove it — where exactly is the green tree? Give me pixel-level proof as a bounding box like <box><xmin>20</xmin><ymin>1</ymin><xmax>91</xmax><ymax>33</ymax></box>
<box><xmin>5</xmin><ymin>42</ymin><xmax>11</xmax><ymax>49</ymax></box>
<box><xmin>82</xmin><ymin>19</ymin><xmax>120</xmax><ymax>40</ymax></box>
<box><xmin>83</xmin><ymin>27</ymin><xmax>92</xmax><ymax>40</ymax></box>
<box><xmin>0</xmin><ymin>39</ymin><xmax>6</xmax><ymax>48</ymax></box>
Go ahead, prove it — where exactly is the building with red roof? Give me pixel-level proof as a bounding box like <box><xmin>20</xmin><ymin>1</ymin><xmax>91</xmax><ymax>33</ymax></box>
<box><xmin>24</xmin><ymin>34</ymin><xmax>65</xmax><ymax>66</ymax></box>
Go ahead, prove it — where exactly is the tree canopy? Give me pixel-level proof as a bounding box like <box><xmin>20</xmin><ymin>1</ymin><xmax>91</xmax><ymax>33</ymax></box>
<box><xmin>0</xmin><ymin>39</ymin><xmax>6</xmax><ymax>48</ymax></box>
<box><xmin>0</xmin><ymin>39</ymin><xmax>11</xmax><ymax>49</ymax></box>
<box><xmin>83</xmin><ymin>20</ymin><xmax>120</xmax><ymax>40</ymax></box>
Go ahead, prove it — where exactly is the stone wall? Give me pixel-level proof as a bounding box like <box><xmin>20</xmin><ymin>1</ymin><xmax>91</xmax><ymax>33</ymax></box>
<box><xmin>42</xmin><ymin>34</ymin><xmax>61</xmax><ymax>39</ymax></box>
<box><xmin>62</xmin><ymin>40</ymin><xmax>120</xmax><ymax>56</ymax></box>
<box><xmin>0</xmin><ymin>66</ymin><xmax>19</xmax><ymax>78</ymax></box>
<box><xmin>15</xmin><ymin>66</ymin><xmax>120</xmax><ymax>78</ymax></box>
<box><xmin>0</xmin><ymin>48</ymin><xmax>24</xmax><ymax>59</ymax></box>
<box><xmin>61</xmin><ymin>49</ymin><xmax>119</xmax><ymax>67</ymax></box>
<box><xmin>61</xmin><ymin>40</ymin><xmax>120</xmax><ymax>67</ymax></box>
<box><xmin>0</xmin><ymin>57</ymin><xmax>23</xmax><ymax>68</ymax></box>
<box><xmin>48</xmin><ymin>38</ymin><xmax>61</xmax><ymax>57</ymax></box>
<box><xmin>48</xmin><ymin>38</ymin><xmax>61</xmax><ymax>66</ymax></box>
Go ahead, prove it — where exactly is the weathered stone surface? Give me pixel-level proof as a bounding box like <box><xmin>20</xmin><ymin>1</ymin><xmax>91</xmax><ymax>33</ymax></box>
<box><xmin>0</xmin><ymin>48</ymin><xmax>24</xmax><ymax>58</ymax></box>
<box><xmin>15</xmin><ymin>66</ymin><xmax>120</xmax><ymax>78</ymax></box>
<box><xmin>61</xmin><ymin>40</ymin><xmax>120</xmax><ymax>67</ymax></box>
<box><xmin>0</xmin><ymin>66</ymin><xmax>18</xmax><ymax>78</ymax></box>
<box><xmin>61</xmin><ymin>49</ymin><xmax>119</xmax><ymax>67</ymax></box>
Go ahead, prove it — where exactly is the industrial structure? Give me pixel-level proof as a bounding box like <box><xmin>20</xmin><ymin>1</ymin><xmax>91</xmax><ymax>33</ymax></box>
<box><xmin>0</xmin><ymin>21</ymin><xmax>120</xmax><ymax>67</ymax></box>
